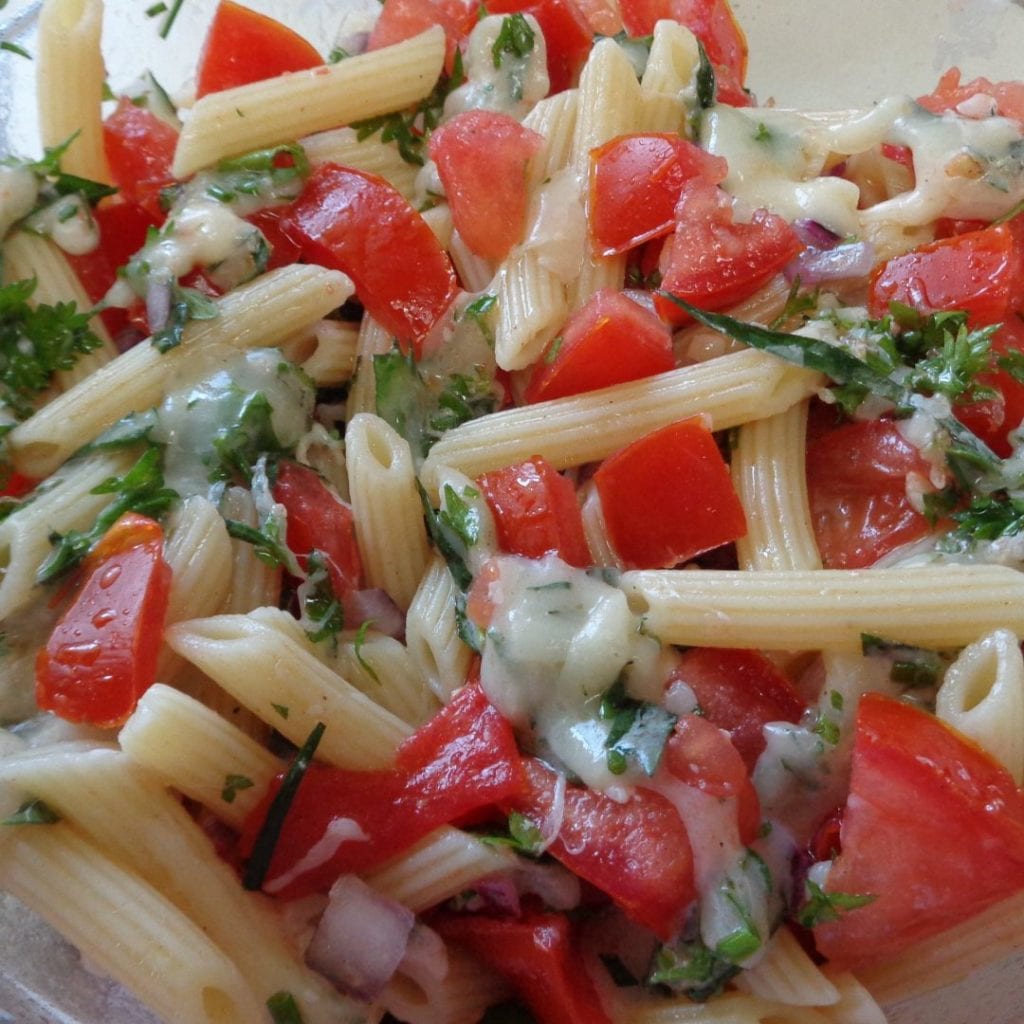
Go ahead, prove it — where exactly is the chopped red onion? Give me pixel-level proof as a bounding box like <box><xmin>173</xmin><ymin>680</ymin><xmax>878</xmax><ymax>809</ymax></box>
<box><xmin>792</xmin><ymin>219</ymin><xmax>841</xmax><ymax>250</ymax></box>
<box><xmin>346</xmin><ymin>589</ymin><xmax>405</xmax><ymax>641</ymax></box>
<box><xmin>336</xmin><ymin>30</ymin><xmax>370</xmax><ymax>56</ymax></box>
<box><xmin>537</xmin><ymin>771</ymin><xmax>566</xmax><ymax>853</ymax></box>
<box><xmin>512</xmin><ymin>860</ymin><xmax>581</xmax><ymax>911</ymax></box>
<box><xmin>784</xmin><ymin>241</ymin><xmax>877</xmax><ymax>285</ymax></box>
<box><xmin>145</xmin><ymin>279</ymin><xmax>172</xmax><ymax>333</ymax></box>
<box><xmin>306</xmin><ymin>875</ymin><xmax>415</xmax><ymax>1001</ymax></box>
<box><xmin>473</xmin><ymin>877</ymin><xmax>521</xmax><ymax>916</ymax></box>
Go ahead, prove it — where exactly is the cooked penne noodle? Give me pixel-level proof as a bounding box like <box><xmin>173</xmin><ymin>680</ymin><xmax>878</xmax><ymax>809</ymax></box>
<box><xmin>302</xmin><ymin>127</ymin><xmax>420</xmax><ymax>198</ymax></box>
<box><xmin>737</xmin><ymin>926</ymin><xmax>840</xmax><ymax>1006</ymax></box>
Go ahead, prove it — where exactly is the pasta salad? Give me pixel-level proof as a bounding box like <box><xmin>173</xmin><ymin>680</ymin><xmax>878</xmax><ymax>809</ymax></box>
<box><xmin>2</xmin><ymin>1</ymin><xmax>1024</xmax><ymax>1023</ymax></box>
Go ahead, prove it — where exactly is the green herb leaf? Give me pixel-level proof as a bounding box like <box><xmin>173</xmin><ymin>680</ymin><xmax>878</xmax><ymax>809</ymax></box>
<box><xmin>491</xmin><ymin>12</ymin><xmax>535</xmax><ymax>68</ymax></box>
<box><xmin>151</xmin><ymin>284</ymin><xmax>219</xmax><ymax>353</ymax></box>
<box><xmin>209</xmin><ymin>143</ymin><xmax>310</xmax><ymax>204</ymax></box>
<box><xmin>480</xmin><ymin>810</ymin><xmax>545</xmax><ymax>856</ymax></box>
<box><xmin>266</xmin><ymin>991</ymin><xmax>306</xmax><ymax>1024</ymax></box>
<box><xmin>353</xmin><ymin>619</ymin><xmax>380</xmax><ymax>683</ymax></box>
<box><xmin>221</xmin><ymin>774</ymin><xmax>254</xmax><ymax>804</ymax></box>
<box><xmin>243</xmin><ymin>721</ymin><xmax>325</xmax><ymax>890</ymax></box>
<box><xmin>1</xmin><ymin>41</ymin><xmax>31</xmax><ymax>58</ymax></box>
<box><xmin>797</xmin><ymin>879</ymin><xmax>876</xmax><ymax>928</ymax></box>
<box><xmin>648</xmin><ymin>938</ymin><xmax>740</xmax><ymax>1002</ymax></box>
<box><xmin>2</xmin><ymin>798</ymin><xmax>60</xmax><ymax>825</ymax></box>
<box><xmin>299</xmin><ymin>550</ymin><xmax>344</xmax><ymax>644</ymax></box>
<box><xmin>861</xmin><ymin>633</ymin><xmax>945</xmax><ymax>687</ymax></box>
<box><xmin>694</xmin><ymin>40</ymin><xmax>716</xmax><ymax>110</ymax></box>
<box><xmin>600</xmin><ymin>676</ymin><xmax>677</xmax><ymax>777</ymax></box>
<box><xmin>812</xmin><ymin>714</ymin><xmax>840</xmax><ymax>746</ymax></box>
<box><xmin>418</xmin><ymin>482</ymin><xmax>478</xmax><ymax>591</ymax></box>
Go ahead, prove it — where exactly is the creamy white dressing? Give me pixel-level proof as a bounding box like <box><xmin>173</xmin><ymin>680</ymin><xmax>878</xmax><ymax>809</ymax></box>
<box><xmin>151</xmin><ymin>348</ymin><xmax>315</xmax><ymax>500</ymax></box>
<box><xmin>23</xmin><ymin>194</ymin><xmax>99</xmax><ymax>255</ymax></box>
<box><xmin>0</xmin><ymin>165</ymin><xmax>39</xmax><ymax>240</ymax></box>
<box><xmin>444</xmin><ymin>14</ymin><xmax>549</xmax><ymax>121</ymax></box>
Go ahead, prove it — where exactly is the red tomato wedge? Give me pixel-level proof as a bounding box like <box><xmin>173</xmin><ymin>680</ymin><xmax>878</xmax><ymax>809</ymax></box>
<box><xmin>245</xmin><ymin>207</ymin><xmax>304</xmax><ymax>271</ymax></box>
<box><xmin>36</xmin><ymin>513</ymin><xmax>172</xmax><ymax>728</ymax></box>
<box><xmin>272</xmin><ymin>460</ymin><xmax>363</xmax><ymax>598</ymax></box>
<box><xmin>813</xmin><ymin>694</ymin><xmax>1024</xmax><ymax>969</ymax></box>
<box><xmin>594</xmin><ymin>417</ymin><xmax>747</xmax><ymax>568</ymax></box>
<box><xmin>589</xmin><ymin>133</ymin><xmax>728</xmax><ymax>256</ymax></box>
<box><xmin>671</xmin><ymin>0</ymin><xmax>750</xmax><ymax>106</ymax></box>
<box><xmin>918</xmin><ymin>67</ymin><xmax>1024</xmax><ymax>128</ymax></box>
<box><xmin>283</xmin><ymin>164</ymin><xmax>457</xmax><ymax>354</ymax></box>
<box><xmin>956</xmin><ymin>321</ymin><xmax>1024</xmax><ymax>457</ymax></box>
<box><xmin>525</xmin><ymin>289</ymin><xmax>675</xmax><ymax>402</ymax></box>
<box><xmin>507</xmin><ymin>758</ymin><xmax>696</xmax><ymax>940</ymax></box>
<box><xmin>487</xmin><ymin>0</ymin><xmax>593</xmax><ymax>94</ymax></box>
<box><xmin>655</xmin><ymin>179</ymin><xmax>802</xmax><ymax>326</ymax></box>
<box><xmin>805</xmin><ymin>418</ymin><xmax>931</xmax><ymax>569</ymax></box>
<box><xmin>868</xmin><ymin>223</ymin><xmax>1024</xmax><ymax>327</ymax></box>
<box><xmin>367</xmin><ymin>0</ymin><xmax>476</xmax><ymax>74</ymax></box>
<box><xmin>663</xmin><ymin>714</ymin><xmax>761</xmax><ymax>843</ymax></box>
<box><xmin>667</xmin><ymin>648</ymin><xmax>807</xmax><ymax>771</ymax></box>
<box><xmin>102</xmin><ymin>98</ymin><xmax>178</xmax><ymax>220</ymax></box>
<box><xmin>429</xmin><ymin>111</ymin><xmax>544</xmax><ymax>261</ymax></box>
<box><xmin>433</xmin><ymin>912</ymin><xmax>613</xmax><ymax>1024</ymax></box>
<box><xmin>0</xmin><ymin>472</ymin><xmax>37</xmax><ymax>500</ymax></box>
<box><xmin>242</xmin><ymin>684</ymin><xmax>523</xmax><ymax>896</ymax></box>
<box><xmin>195</xmin><ymin>0</ymin><xmax>322</xmax><ymax>98</ymax></box>
<box><xmin>478</xmin><ymin>456</ymin><xmax>592</xmax><ymax>567</ymax></box>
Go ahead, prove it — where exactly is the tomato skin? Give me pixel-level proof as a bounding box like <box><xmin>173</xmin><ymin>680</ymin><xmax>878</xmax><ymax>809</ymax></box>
<box><xmin>478</xmin><ymin>456</ymin><xmax>592</xmax><ymax>568</ymax></box>
<box><xmin>243</xmin><ymin>684</ymin><xmax>523</xmax><ymax>896</ymax></box>
<box><xmin>655</xmin><ymin>180</ymin><xmax>802</xmax><ymax>326</ymax></box>
<box><xmin>507</xmin><ymin>758</ymin><xmax>696</xmax><ymax>940</ymax></box>
<box><xmin>429</xmin><ymin>111</ymin><xmax>544</xmax><ymax>261</ymax></box>
<box><xmin>245</xmin><ymin>207</ymin><xmax>303</xmax><ymax>270</ymax></box>
<box><xmin>671</xmin><ymin>0</ymin><xmax>749</xmax><ymax>105</ymax></box>
<box><xmin>813</xmin><ymin>693</ymin><xmax>1024</xmax><ymax>969</ymax></box>
<box><xmin>102</xmin><ymin>98</ymin><xmax>178</xmax><ymax>220</ymax></box>
<box><xmin>805</xmin><ymin>418</ymin><xmax>932</xmax><ymax>569</ymax></box>
<box><xmin>525</xmin><ymin>289</ymin><xmax>674</xmax><ymax>403</ymax></box>
<box><xmin>195</xmin><ymin>0</ymin><xmax>322</xmax><ymax>98</ymax></box>
<box><xmin>433</xmin><ymin>911</ymin><xmax>613</xmax><ymax>1024</ymax></box>
<box><xmin>367</xmin><ymin>0</ymin><xmax>476</xmax><ymax>75</ymax></box>
<box><xmin>918</xmin><ymin>67</ymin><xmax>1024</xmax><ymax>127</ymax></box>
<box><xmin>487</xmin><ymin>0</ymin><xmax>593</xmax><ymax>93</ymax></box>
<box><xmin>271</xmin><ymin>460</ymin><xmax>363</xmax><ymax>599</ymax></box>
<box><xmin>283</xmin><ymin>164</ymin><xmax>457</xmax><ymax>354</ymax></box>
<box><xmin>589</xmin><ymin>134</ymin><xmax>728</xmax><ymax>257</ymax></box>
<box><xmin>955</xmin><ymin>321</ymin><xmax>1024</xmax><ymax>457</ymax></box>
<box><xmin>867</xmin><ymin>224</ymin><xmax>1024</xmax><ymax>327</ymax></box>
<box><xmin>35</xmin><ymin>513</ymin><xmax>172</xmax><ymax>728</ymax></box>
<box><xmin>594</xmin><ymin>417</ymin><xmax>747</xmax><ymax>569</ymax></box>
<box><xmin>667</xmin><ymin>648</ymin><xmax>807</xmax><ymax>771</ymax></box>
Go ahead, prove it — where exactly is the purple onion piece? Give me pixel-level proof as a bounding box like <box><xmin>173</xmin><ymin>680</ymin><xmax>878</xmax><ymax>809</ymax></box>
<box><xmin>784</xmin><ymin>241</ymin><xmax>877</xmax><ymax>285</ymax></box>
<box><xmin>792</xmin><ymin>218</ymin><xmax>841</xmax><ymax>250</ymax></box>
<box><xmin>145</xmin><ymin>278</ymin><xmax>172</xmax><ymax>333</ymax></box>
<box><xmin>306</xmin><ymin>875</ymin><xmax>415</xmax><ymax>1001</ymax></box>
<box><xmin>347</xmin><ymin>589</ymin><xmax>405</xmax><ymax>641</ymax></box>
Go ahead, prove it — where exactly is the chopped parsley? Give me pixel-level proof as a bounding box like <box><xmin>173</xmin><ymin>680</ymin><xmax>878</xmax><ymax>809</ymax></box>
<box><xmin>224</xmin><ymin>517</ymin><xmax>293</xmax><ymax>569</ymax></box>
<box><xmin>10</xmin><ymin>133</ymin><xmax>118</xmax><ymax>209</ymax></box>
<box><xmin>694</xmin><ymin>40</ymin><xmax>716</xmax><ymax>111</ymax></box>
<box><xmin>418</xmin><ymin>482</ymin><xmax>481</xmax><ymax>591</ymax></box>
<box><xmin>491</xmin><ymin>13</ymin><xmax>535</xmax><ymax>67</ymax></box>
<box><xmin>208</xmin><ymin>390</ymin><xmax>288</xmax><ymax>485</ymax></box>
<box><xmin>266</xmin><ymin>991</ymin><xmax>305</xmax><ymax>1024</ymax></box>
<box><xmin>797</xmin><ymin>879</ymin><xmax>876</xmax><ymax>928</ymax></box>
<box><xmin>599</xmin><ymin>676</ymin><xmax>678</xmax><ymax>777</ymax></box>
<box><xmin>648</xmin><ymin>937</ymin><xmax>740</xmax><ymax>1002</ymax></box>
<box><xmin>271</xmin><ymin>703</ymin><xmax>290</xmax><ymax>719</ymax></box>
<box><xmin>151</xmin><ymin>283</ymin><xmax>220</xmax><ymax>354</ymax></box>
<box><xmin>353</xmin><ymin>619</ymin><xmax>380</xmax><ymax>683</ymax></box>
<box><xmin>243</xmin><ymin>721</ymin><xmax>325</xmax><ymax>890</ymax></box>
<box><xmin>861</xmin><ymin>634</ymin><xmax>945</xmax><ymax>687</ymax></box>
<box><xmin>37</xmin><ymin>446</ymin><xmax>178</xmax><ymax>583</ymax></box>
<box><xmin>206</xmin><ymin>143</ymin><xmax>310</xmax><ymax>205</ymax></box>
<box><xmin>481</xmin><ymin>810</ymin><xmax>545</xmax><ymax>856</ymax></box>
<box><xmin>812</xmin><ymin>713</ymin><xmax>840</xmax><ymax>746</ymax></box>
<box><xmin>298</xmin><ymin>550</ymin><xmax>344</xmax><ymax>644</ymax></box>
<box><xmin>459</xmin><ymin>292</ymin><xmax>498</xmax><ymax>346</ymax></box>
<box><xmin>221</xmin><ymin>774</ymin><xmax>255</xmax><ymax>804</ymax></box>
<box><xmin>2</xmin><ymin>798</ymin><xmax>60</xmax><ymax>825</ymax></box>
<box><xmin>1</xmin><ymin>41</ymin><xmax>30</xmax><ymax>59</ymax></box>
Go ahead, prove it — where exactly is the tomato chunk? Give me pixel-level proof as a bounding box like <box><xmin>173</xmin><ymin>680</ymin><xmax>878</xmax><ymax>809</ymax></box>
<box><xmin>242</xmin><ymin>684</ymin><xmax>523</xmax><ymax>896</ymax></box>
<box><xmin>525</xmin><ymin>289</ymin><xmax>674</xmax><ymax>403</ymax></box>
<box><xmin>589</xmin><ymin>133</ymin><xmax>728</xmax><ymax>256</ymax></box>
<box><xmin>655</xmin><ymin>179</ymin><xmax>801</xmax><ymax>326</ymax></box>
<box><xmin>507</xmin><ymin>758</ymin><xmax>696</xmax><ymax>940</ymax></box>
<box><xmin>272</xmin><ymin>460</ymin><xmax>363</xmax><ymax>598</ymax></box>
<box><xmin>102</xmin><ymin>98</ymin><xmax>179</xmax><ymax>220</ymax></box>
<box><xmin>918</xmin><ymin>66</ymin><xmax>1024</xmax><ymax>128</ymax></box>
<box><xmin>867</xmin><ymin>223</ymin><xmax>1024</xmax><ymax>327</ymax></box>
<box><xmin>805</xmin><ymin>418</ymin><xmax>931</xmax><ymax>569</ymax></box>
<box><xmin>813</xmin><ymin>694</ymin><xmax>1024</xmax><ymax>969</ymax></box>
<box><xmin>594</xmin><ymin>417</ymin><xmax>747</xmax><ymax>568</ymax></box>
<box><xmin>284</xmin><ymin>164</ymin><xmax>457</xmax><ymax>354</ymax></box>
<box><xmin>367</xmin><ymin>0</ymin><xmax>476</xmax><ymax>74</ymax></box>
<box><xmin>667</xmin><ymin>648</ymin><xmax>807</xmax><ymax>771</ymax></box>
<box><xmin>36</xmin><ymin>513</ymin><xmax>172</xmax><ymax>727</ymax></box>
<box><xmin>429</xmin><ymin>111</ymin><xmax>544</xmax><ymax>261</ymax></box>
<box><xmin>433</xmin><ymin>912</ymin><xmax>613</xmax><ymax>1024</ymax></box>
<box><xmin>478</xmin><ymin>456</ymin><xmax>591</xmax><ymax>567</ymax></box>
<box><xmin>956</xmin><ymin>321</ymin><xmax>1024</xmax><ymax>457</ymax></box>
<box><xmin>196</xmin><ymin>0</ymin><xmax>322</xmax><ymax>98</ymax></box>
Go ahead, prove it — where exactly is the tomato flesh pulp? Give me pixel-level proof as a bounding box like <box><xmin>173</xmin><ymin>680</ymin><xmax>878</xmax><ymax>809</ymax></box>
<box><xmin>813</xmin><ymin>694</ymin><xmax>1024</xmax><ymax>969</ymax></box>
<box><xmin>102</xmin><ymin>98</ymin><xmax>179</xmax><ymax>221</ymax></box>
<box><xmin>36</xmin><ymin>514</ymin><xmax>172</xmax><ymax>727</ymax></box>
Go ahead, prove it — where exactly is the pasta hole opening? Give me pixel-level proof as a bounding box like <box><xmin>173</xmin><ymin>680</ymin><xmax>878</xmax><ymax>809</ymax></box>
<box><xmin>367</xmin><ymin>427</ymin><xmax>397</xmax><ymax>470</ymax></box>
<box><xmin>199</xmin><ymin>987</ymin><xmax>246</xmax><ymax>1024</ymax></box>
<box><xmin>386</xmin><ymin>970</ymin><xmax>431</xmax><ymax>1010</ymax></box>
<box><xmin>624</xmin><ymin>591</ymin><xmax>650</xmax><ymax>617</ymax></box>
<box><xmin>406</xmin><ymin>631</ymin><xmax>445</xmax><ymax>701</ymax></box>
<box><xmin>961</xmin><ymin>648</ymin><xmax>1001</xmax><ymax>713</ymax></box>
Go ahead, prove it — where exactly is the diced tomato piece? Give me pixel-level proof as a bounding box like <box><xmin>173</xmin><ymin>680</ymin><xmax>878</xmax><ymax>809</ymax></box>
<box><xmin>664</xmin><ymin>714</ymin><xmax>761</xmax><ymax>842</ymax></box>
<box><xmin>0</xmin><ymin>472</ymin><xmax>37</xmax><ymax>500</ymax></box>
<box><xmin>918</xmin><ymin>67</ymin><xmax>1024</xmax><ymax>128</ymax></box>
<box><xmin>367</xmin><ymin>0</ymin><xmax>476</xmax><ymax>75</ymax></box>
<box><xmin>670</xmin><ymin>0</ymin><xmax>749</xmax><ymax>106</ymax></box>
<box><xmin>429</xmin><ymin>111</ymin><xmax>544</xmax><ymax>261</ymax></box>
<box><xmin>195</xmin><ymin>0</ymin><xmax>322</xmax><ymax>98</ymax></box>
<box><xmin>524</xmin><ymin>289</ymin><xmax>674</xmax><ymax>403</ymax></box>
<box><xmin>879</xmin><ymin>142</ymin><xmax>914</xmax><ymax>169</ymax></box>
<box><xmin>805</xmin><ymin>418</ymin><xmax>932</xmax><ymax>569</ymax></box>
<box><xmin>589</xmin><ymin>134</ymin><xmax>728</xmax><ymax>257</ymax></box>
<box><xmin>594</xmin><ymin>417</ymin><xmax>747</xmax><ymax>569</ymax></box>
<box><xmin>487</xmin><ymin>0</ymin><xmax>593</xmax><ymax>94</ymax></box>
<box><xmin>102</xmin><ymin>98</ymin><xmax>179</xmax><ymax>220</ymax></box>
<box><xmin>433</xmin><ymin>912</ymin><xmax>613</xmax><ymax>1024</ymax></box>
<box><xmin>242</xmin><ymin>684</ymin><xmax>523</xmax><ymax>896</ymax></box>
<box><xmin>244</xmin><ymin>207</ymin><xmax>303</xmax><ymax>271</ymax></box>
<box><xmin>478</xmin><ymin>457</ymin><xmax>592</xmax><ymax>567</ymax></box>
<box><xmin>571</xmin><ymin>0</ymin><xmax>622</xmax><ymax>35</ymax></box>
<box><xmin>271</xmin><ymin>460</ymin><xmax>363</xmax><ymax>599</ymax></box>
<box><xmin>655</xmin><ymin>179</ymin><xmax>801</xmax><ymax>326</ymax></box>
<box><xmin>667</xmin><ymin>648</ymin><xmax>807</xmax><ymax>771</ymax></box>
<box><xmin>507</xmin><ymin>759</ymin><xmax>696</xmax><ymax>939</ymax></box>
<box><xmin>934</xmin><ymin>217</ymin><xmax>991</xmax><ymax>239</ymax></box>
<box><xmin>36</xmin><ymin>513</ymin><xmax>172</xmax><ymax>727</ymax></box>
<box><xmin>867</xmin><ymin>223</ymin><xmax>1024</xmax><ymax>327</ymax></box>
<box><xmin>813</xmin><ymin>693</ymin><xmax>1024</xmax><ymax>969</ymax></box>
<box><xmin>283</xmin><ymin>164</ymin><xmax>457</xmax><ymax>354</ymax></box>
<box><xmin>955</xmin><ymin>320</ymin><xmax>1024</xmax><ymax>457</ymax></box>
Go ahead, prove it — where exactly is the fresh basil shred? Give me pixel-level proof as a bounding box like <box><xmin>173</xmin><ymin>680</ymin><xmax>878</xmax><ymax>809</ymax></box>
<box><xmin>266</xmin><ymin>990</ymin><xmax>306</xmax><ymax>1024</ymax></box>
